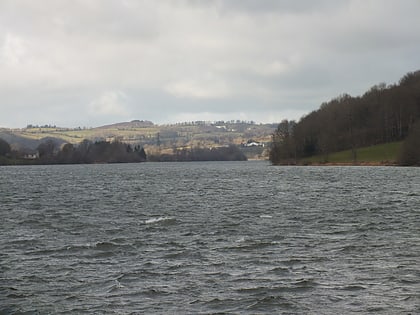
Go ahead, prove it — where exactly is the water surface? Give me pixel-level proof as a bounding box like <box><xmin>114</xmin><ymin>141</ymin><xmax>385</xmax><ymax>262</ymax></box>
<box><xmin>1</xmin><ymin>162</ymin><xmax>419</xmax><ymax>314</ymax></box>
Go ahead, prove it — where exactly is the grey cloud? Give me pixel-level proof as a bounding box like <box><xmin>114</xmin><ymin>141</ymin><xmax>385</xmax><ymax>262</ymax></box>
<box><xmin>184</xmin><ymin>0</ymin><xmax>335</xmax><ymax>14</ymax></box>
<box><xmin>1</xmin><ymin>0</ymin><xmax>420</xmax><ymax>127</ymax></box>
<box><xmin>0</xmin><ymin>1</ymin><xmax>159</xmax><ymax>40</ymax></box>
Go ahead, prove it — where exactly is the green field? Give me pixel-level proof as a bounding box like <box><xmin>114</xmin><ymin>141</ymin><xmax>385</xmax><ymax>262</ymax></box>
<box><xmin>302</xmin><ymin>141</ymin><xmax>403</xmax><ymax>165</ymax></box>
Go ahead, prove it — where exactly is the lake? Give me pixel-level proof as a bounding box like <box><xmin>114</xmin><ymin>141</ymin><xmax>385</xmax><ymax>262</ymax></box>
<box><xmin>1</xmin><ymin>161</ymin><xmax>419</xmax><ymax>314</ymax></box>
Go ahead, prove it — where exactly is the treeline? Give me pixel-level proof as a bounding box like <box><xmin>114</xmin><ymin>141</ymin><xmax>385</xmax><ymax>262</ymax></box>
<box><xmin>0</xmin><ymin>139</ymin><xmax>147</xmax><ymax>165</ymax></box>
<box><xmin>270</xmin><ymin>71</ymin><xmax>420</xmax><ymax>166</ymax></box>
<box><xmin>0</xmin><ymin>138</ymin><xmax>12</xmax><ymax>164</ymax></box>
<box><xmin>148</xmin><ymin>145</ymin><xmax>247</xmax><ymax>162</ymax></box>
<box><xmin>44</xmin><ymin>140</ymin><xmax>147</xmax><ymax>164</ymax></box>
<box><xmin>26</xmin><ymin>124</ymin><xmax>57</xmax><ymax>129</ymax></box>
<box><xmin>0</xmin><ymin>137</ymin><xmax>247</xmax><ymax>164</ymax></box>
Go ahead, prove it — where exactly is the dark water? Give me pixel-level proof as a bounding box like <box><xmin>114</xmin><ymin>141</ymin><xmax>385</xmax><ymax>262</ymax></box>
<box><xmin>1</xmin><ymin>161</ymin><xmax>419</xmax><ymax>314</ymax></box>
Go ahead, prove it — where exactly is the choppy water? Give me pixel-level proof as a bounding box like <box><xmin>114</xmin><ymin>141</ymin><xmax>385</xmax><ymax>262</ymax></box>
<box><xmin>1</xmin><ymin>161</ymin><xmax>419</xmax><ymax>314</ymax></box>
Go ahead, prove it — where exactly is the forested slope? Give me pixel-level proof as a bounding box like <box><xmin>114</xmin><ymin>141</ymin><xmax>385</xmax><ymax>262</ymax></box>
<box><xmin>270</xmin><ymin>71</ymin><xmax>420</xmax><ymax>165</ymax></box>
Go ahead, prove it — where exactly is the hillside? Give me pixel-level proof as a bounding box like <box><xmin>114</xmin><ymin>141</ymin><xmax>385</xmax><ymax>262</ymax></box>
<box><xmin>269</xmin><ymin>70</ymin><xmax>420</xmax><ymax>166</ymax></box>
<box><xmin>0</xmin><ymin>129</ymin><xmax>66</xmax><ymax>152</ymax></box>
<box><xmin>1</xmin><ymin>120</ymin><xmax>276</xmax><ymax>160</ymax></box>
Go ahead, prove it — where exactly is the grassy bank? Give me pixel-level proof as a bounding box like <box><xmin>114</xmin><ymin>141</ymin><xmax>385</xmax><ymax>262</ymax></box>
<box><xmin>301</xmin><ymin>141</ymin><xmax>403</xmax><ymax>165</ymax></box>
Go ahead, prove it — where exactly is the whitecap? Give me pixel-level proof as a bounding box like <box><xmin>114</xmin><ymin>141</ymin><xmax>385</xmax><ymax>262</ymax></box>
<box><xmin>114</xmin><ymin>279</ymin><xmax>124</xmax><ymax>288</ymax></box>
<box><xmin>144</xmin><ymin>216</ymin><xmax>174</xmax><ymax>224</ymax></box>
<box><xmin>260</xmin><ymin>214</ymin><xmax>273</xmax><ymax>218</ymax></box>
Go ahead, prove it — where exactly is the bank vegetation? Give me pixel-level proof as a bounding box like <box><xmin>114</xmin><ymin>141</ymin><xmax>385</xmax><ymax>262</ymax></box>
<box><xmin>270</xmin><ymin>71</ymin><xmax>420</xmax><ymax>166</ymax></box>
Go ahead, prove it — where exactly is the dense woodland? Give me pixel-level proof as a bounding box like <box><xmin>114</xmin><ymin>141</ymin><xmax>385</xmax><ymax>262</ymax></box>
<box><xmin>148</xmin><ymin>145</ymin><xmax>247</xmax><ymax>162</ymax></box>
<box><xmin>0</xmin><ymin>137</ymin><xmax>247</xmax><ymax>164</ymax></box>
<box><xmin>270</xmin><ymin>71</ymin><xmax>420</xmax><ymax>166</ymax></box>
<box><xmin>0</xmin><ymin>139</ymin><xmax>147</xmax><ymax>165</ymax></box>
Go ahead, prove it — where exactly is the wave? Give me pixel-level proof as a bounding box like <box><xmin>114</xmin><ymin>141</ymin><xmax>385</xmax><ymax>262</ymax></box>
<box><xmin>246</xmin><ymin>295</ymin><xmax>297</xmax><ymax>312</ymax></box>
<box><xmin>107</xmin><ymin>280</ymin><xmax>125</xmax><ymax>293</ymax></box>
<box><xmin>338</xmin><ymin>284</ymin><xmax>368</xmax><ymax>291</ymax></box>
<box><xmin>144</xmin><ymin>216</ymin><xmax>176</xmax><ymax>225</ymax></box>
<box><xmin>93</xmin><ymin>241</ymin><xmax>119</xmax><ymax>250</ymax></box>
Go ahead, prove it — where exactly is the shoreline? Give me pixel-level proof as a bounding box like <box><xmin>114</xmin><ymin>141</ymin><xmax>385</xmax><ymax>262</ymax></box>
<box><xmin>272</xmin><ymin>160</ymin><xmax>405</xmax><ymax>166</ymax></box>
<box><xmin>304</xmin><ymin>161</ymin><xmax>399</xmax><ymax>166</ymax></box>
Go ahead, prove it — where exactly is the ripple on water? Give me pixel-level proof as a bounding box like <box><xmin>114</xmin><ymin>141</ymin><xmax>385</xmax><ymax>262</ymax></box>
<box><xmin>1</xmin><ymin>163</ymin><xmax>419</xmax><ymax>314</ymax></box>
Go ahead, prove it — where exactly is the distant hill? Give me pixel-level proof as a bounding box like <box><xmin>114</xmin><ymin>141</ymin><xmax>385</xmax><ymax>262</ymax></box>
<box><xmin>1</xmin><ymin>120</ymin><xmax>276</xmax><ymax>160</ymax></box>
<box><xmin>0</xmin><ymin>130</ymin><xmax>65</xmax><ymax>152</ymax></box>
<box><xmin>95</xmin><ymin>120</ymin><xmax>154</xmax><ymax>130</ymax></box>
<box><xmin>0</xmin><ymin>130</ymin><xmax>38</xmax><ymax>150</ymax></box>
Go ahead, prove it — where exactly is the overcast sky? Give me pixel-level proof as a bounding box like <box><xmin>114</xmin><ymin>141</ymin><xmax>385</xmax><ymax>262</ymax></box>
<box><xmin>1</xmin><ymin>0</ymin><xmax>420</xmax><ymax>128</ymax></box>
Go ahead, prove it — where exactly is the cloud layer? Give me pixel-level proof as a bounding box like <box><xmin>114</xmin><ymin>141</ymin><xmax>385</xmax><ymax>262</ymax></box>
<box><xmin>1</xmin><ymin>0</ymin><xmax>420</xmax><ymax>127</ymax></box>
